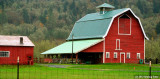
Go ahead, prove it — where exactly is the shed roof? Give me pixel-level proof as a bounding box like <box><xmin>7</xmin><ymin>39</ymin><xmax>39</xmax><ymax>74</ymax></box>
<box><xmin>67</xmin><ymin>8</ymin><xmax>149</xmax><ymax>40</ymax></box>
<box><xmin>0</xmin><ymin>35</ymin><xmax>34</xmax><ymax>47</ymax></box>
<box><xmin>41</xmin><ymin>39</ymin><xmax>103</xmax><ymax>54</ymax></box>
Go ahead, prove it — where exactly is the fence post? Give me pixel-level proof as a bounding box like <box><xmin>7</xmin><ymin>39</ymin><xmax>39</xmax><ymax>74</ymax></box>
<box><xmin>149</xmin><ymin>61</ymin><xmax>151</xmax><ymax>79</ymax></box>
<box><xmin>17</xmin><ymin>56</ymin><xmax>19</xmax><ymax>79</ymax></box>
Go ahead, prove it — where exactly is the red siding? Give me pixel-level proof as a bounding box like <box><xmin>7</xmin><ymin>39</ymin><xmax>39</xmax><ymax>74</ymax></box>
<box><xmin>104</xmin><ymin>11</ymin><xmax>144</xmax><ymax>64</ymax></box>
<box><xmin>81</xmin><ymin>11</ymin><xmax>145</xmax><ymax>64</ymax></box>
<box><xmin>82</xmin><ymin>41</ymin><xmax>103</xmax><ymax>53</ymax></box>
<box><xmin>0</xmin><ymin>46</ymin><xmax>34</xmax><ymax>65</ymax></box>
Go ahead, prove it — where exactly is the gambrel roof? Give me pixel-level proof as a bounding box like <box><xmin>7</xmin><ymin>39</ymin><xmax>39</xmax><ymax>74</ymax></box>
<box><xmin>67</xmin><ymin>8</ymin><xmax>149</xmax><ymax>40</ymax></box>
<box><xmin>41</xmin><ymin>5</ymin><xmax>149</xmax><ymax>55</ymax></box>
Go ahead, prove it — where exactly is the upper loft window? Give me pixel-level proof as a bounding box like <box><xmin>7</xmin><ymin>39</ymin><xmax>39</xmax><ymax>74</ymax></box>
<box><xmin>118</xmin><ymin>14</ymin><xmax>131</xmax><ymax>35</ymax></box>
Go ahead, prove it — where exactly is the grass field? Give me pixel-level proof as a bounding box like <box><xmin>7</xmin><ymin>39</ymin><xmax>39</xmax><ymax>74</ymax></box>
<box><xmin>0</xmin><ymin>63</ymin><xmax>160</xmax><ymax>79</ymax></box>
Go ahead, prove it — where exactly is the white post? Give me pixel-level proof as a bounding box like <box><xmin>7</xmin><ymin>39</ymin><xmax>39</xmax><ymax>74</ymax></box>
<box><xmin>103</xmin><ymin>38</ymin><xmax>105</xmax><ymax>63</ymax></box>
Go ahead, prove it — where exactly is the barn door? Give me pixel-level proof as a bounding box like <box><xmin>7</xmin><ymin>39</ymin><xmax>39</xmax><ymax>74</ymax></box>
<box><xmin>120</xmin><ymin>52</ymin><xmax>125</xmax><ymax>63</ymax></box>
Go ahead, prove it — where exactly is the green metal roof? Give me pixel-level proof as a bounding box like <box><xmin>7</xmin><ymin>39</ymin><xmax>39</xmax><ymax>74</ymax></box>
<box><xmin>77</xmin><ymin>8</ymin><xmax>128</xmax><ymax>22</ymax></box>
<box><xmin>96</xmin><ymin>3</ymin><xmax>115</xmax><ymax>9</ymax></box>
<box><xmin>67</xmin><ymin>8</ymin><xmax>129</xmax><ymax>40</ymax></box>
<box><xmin>41</xmin><ymin>39</ymin><xmax>103</xmax><ymax>54</ymax></box>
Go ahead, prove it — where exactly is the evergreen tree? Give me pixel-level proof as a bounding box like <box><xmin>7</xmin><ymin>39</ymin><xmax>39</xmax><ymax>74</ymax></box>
<box><xmin>39</xmin><ymin>10</ymin><xmax>47</xmax><ymax>24</ymax></box>
<box><xmin>153</xmin><ymin>0</ymin><xmax>160</xmax><ymax>13</ymax></box>
<box><xmin>22</xmin><ymin>8</ymin><xmax>30</xmax><ymax>23</ymax></box>
<box><xmin>156</xmin><ymin>21</ymin><xmax>160</xmax><ymax>34</ymax></box>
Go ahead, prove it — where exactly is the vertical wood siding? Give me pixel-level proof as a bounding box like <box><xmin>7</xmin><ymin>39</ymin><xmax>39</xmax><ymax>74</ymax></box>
<box><xmin>81</xmin><ymin>11</ymin><xmax>144</xmax><ymax>64</ymax></box>
<box><xmin>0</xmin><ymin>46</ymin><xmax>34</xmax><ymax>65</ymax></box>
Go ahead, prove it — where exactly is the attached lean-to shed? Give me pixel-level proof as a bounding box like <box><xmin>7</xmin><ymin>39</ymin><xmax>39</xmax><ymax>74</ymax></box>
<box><xmin>0</xmin><ymin>35</ymin><xmax>34</xmax><ymax>65</ymax></box>
<box><xmin>41</xmin><ymin>3</ymin><xmax>148</xmax><ymax>64</ymax></box>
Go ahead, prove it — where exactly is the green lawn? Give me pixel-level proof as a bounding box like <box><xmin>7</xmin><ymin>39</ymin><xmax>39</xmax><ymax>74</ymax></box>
<box><xmin>0</xmin><ymin>63</ymin><xmax>160</xmax><ymax>79</ymax></box>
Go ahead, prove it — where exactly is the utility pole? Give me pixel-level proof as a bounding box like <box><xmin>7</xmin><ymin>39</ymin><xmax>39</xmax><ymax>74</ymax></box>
<box><xmin>72</xmin><ymin>34</ymin><xmax>74</xmax><ymax>64</ymax></box>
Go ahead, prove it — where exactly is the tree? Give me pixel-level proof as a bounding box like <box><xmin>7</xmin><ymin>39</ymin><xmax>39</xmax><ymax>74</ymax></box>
<box><xmin>0</xmin><ymin>12</ymin><xmax>7</xmax><ymax>25</ymax></box>
<box><xmin>39</xmin><ymin>10</ymin><xmax>47</xmax><ymax>24</ymax></box>
<box><xmin>0</xmin><ymin>0</ymin><xmax>14</xmax><ymax>12</ymax></box>
<box><xmin>22</xmin><ymin>8</ymin><xmax>30</xmax><ymax>23</ymax></box>
<box><xmin>153</xmin><ymin>0</ymin><xmax>160</xmax><ymax>13</ymax></box>
<box><xmin>0</xmin><ymin>0</ymin><xmax>14</xmax><ymax>25</ymax></box>
<box><xmin>156</xmin><ymin>21</ymin><xmax>160</xmax><ymax>34</ymax></box>
<box><xmin>137</xmin><ymin>0</ymin><xmax>153</xmax><ymax>17</ymax></box>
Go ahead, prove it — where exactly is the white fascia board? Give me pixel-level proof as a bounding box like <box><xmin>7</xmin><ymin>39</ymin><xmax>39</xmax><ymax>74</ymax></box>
<box><xmin>103</xmin><ymin>8</ymin><xmax>149</xmax><ymax>40</ymax></box>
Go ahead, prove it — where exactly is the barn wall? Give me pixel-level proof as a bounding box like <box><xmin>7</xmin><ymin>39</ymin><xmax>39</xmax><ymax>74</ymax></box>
<box><xmin>0</xmin><ymin>46</ymin><xmax>34</xmax><ymax>65</ymax></box>
<box><xmin>80</xmin><ymin>11</ymin><xmax>145</xmax><ymax>64</ymax></box>
<box><xmin>104</xmin><ymin>11</ymin><xmax>144</xmax><ymax>64</ymax></box>
<box><xmin>82</xmin><ymin>42</ymin><xmax>103</xmax><ymax>52</ymax></box>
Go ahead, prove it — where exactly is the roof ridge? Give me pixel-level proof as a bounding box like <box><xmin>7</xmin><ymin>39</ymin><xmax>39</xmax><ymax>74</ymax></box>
<box><xmin>77</xmin><ymin>8</ymin><xmax>129</xmax><ymax>22</ymax></box>
<box><xmin>0</xmin><ymin>35</ymin><xmax>27</xmax><ymax>37</ymax></box>
<box><xmin>76</xmin><ymin>17</ymin><xmax>112</xmax><ymax>23</ymax></box>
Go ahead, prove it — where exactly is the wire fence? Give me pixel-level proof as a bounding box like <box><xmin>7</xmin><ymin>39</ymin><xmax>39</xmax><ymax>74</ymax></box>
<box><xmin>0</xmin><ymin>57</ymin><xmax>160</xmax><ymax>79</ymax></box>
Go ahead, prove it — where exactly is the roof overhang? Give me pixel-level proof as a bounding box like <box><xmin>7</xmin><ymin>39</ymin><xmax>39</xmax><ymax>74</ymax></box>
<box><xmin>41</xmin><ymin>39</ymin><xmax>103</xmax><ymax>54</ymax></box>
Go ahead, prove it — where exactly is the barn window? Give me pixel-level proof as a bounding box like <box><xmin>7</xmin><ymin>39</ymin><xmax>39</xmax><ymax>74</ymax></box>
<box><xmin>0</xmin><ymin>51</ymin><xmax>10</xmax><ymax>57</ymax></box>
<box><xmin>106</xmin><ymin>52</ymin><xmax>110</xmax><ymax>58</ymax></box>
<box><xmin>126</xmin><ymin>53</ymin><xmax>130</xmax><ymax>59</ymax></box>
<box><xmin>118</xmin><ymin>14</ymin><xmax>131</xmax><ymax>35</ymax></box>
<box><xmin>137</xmin><ymin>53</ymin><xmax>140</xmax><ymax>59</ymax></box>
<box><xmin>115</xmin><ymin>39</ymin><xmax>121</xmax><ymax>50</ymax></box>
<box><xmin>114</xmin><ymin>52</ymin><xmax>117</xmax><ymax>58</ymax></box>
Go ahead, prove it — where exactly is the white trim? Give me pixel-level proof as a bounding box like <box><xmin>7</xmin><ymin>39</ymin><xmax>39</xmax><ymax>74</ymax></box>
<box><xmin>114</xmin><ymin>52</ymin><xmax>117</xmax><ymax>58</ymax></box>
<box><xmin>115</xmin><ymin>39</ymin><xmax>122</xmax><ymax>50</ymax></box>
<box><xmin>103</xmin><ymin>38</ymin><xmax>105</xmax><ymax>63</ymax></box>
<box><xmin>0</xmin><ymin>51</ymin><xmax>10</xmax><ymax>57</ymax></box>
<box><xmin>144</xmin><ymin>38</ymin><xmax>145</xmax><ymax>63</ymax></box>
<box><xmin>106</xmin><ymin>52</ymin><xmax>110</xmax><ymax>58</ymax></box>
<box><xmin>120</xmin><ymin>52</ymin><xmax>125</xmax><ymax>63</ymax></box>
<box><xmin>126</xmin><ymin>52</ymin><xmax>130</xmax><ymax>59</ymax></box>
<box><xmin>137</xmin><ymin>53</ymin><xmax>140</xmax><ymax>59</ymax></box>
<box><xmin>118</xmin><ymin>14</ymin><xmax>132</xmax><ymax>35</ymax></box>
<box><xmin>103</xmin><ymin>8</ymin><xmax>149</xmax><ymax>40</ymax></box>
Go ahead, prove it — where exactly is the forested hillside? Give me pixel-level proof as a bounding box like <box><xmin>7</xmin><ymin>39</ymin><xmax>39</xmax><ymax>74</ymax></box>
<box><xmin>0</xmin><ymin>0</ymin><xmax>160</xmax><ymax>58</ymax></box>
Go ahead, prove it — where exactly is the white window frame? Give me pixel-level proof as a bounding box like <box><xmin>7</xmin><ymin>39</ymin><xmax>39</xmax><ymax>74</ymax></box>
<box><xmin>126</xmin><ymin>53</ymin><xmax>130</xmax><ymax>59</ymax></box>
<box><xmin>137</xmin><ymin>53</ymin><xmax>140</xmax><ymax>59</ymax></box>
<box><xmin>114</xmin><ymin>52</ymin><xmax>117</xmax><ymax>58</ymax></box>
<box><xmin>118</xmin><ymin>14</ymin><xmax>132</xmax><ymax>35</ymax></box>
<box><xmin>0</xmin><ymin>51</ymin><xmax>10</xmax><ymax>57</ymax></box>
<box><xmin>106</xmin><ymin>52</ymin><xmax>110</xmax><ymax>58</ymax></box>
<box><xmin>115</xmin><ymin>39</ymin><xmax>122</xmax><ymax>50</ymax></box>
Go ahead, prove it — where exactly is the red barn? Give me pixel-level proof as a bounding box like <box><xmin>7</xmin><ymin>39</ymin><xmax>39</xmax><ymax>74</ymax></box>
<box><xmin>0</xmin><ymin>35</ymin><xmax>34</xmax><ymax>65</ymax></box>
<box><xmin>42</xmin><ymin>3</ymin><xmax>149</xmax><ymax>64</ymax></box>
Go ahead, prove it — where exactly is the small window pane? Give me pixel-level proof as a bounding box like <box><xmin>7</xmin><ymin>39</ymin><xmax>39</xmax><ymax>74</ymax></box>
<box><xmin>106</xmin><ymin>52</ymin><xmax>110</xmax><ymax>58</ymax></box>
<box><xmin>137</xmin><ymin>53</ymin><xmax>140</xmax><ymax>59</ymax></box>
<box><xmin>0</xmin><ymin>51</ymin><xmax>9</xmax><ymax>57</ymax></box>
<box><xmin>114</xmin><ymin>52</ymin><xmax>117</xmax><ymax>58</ymax></box>
<box><xmin>127</xmin><ymin>53</ymin><xmax>130</xmax><ymax>59</ymax></box>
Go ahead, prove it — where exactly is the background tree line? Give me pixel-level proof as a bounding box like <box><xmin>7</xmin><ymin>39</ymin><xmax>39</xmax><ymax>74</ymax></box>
<box><xmin>0</xmin><ymin>0</ymin><xmax>160</xmax><ymax>59</ymax></box>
